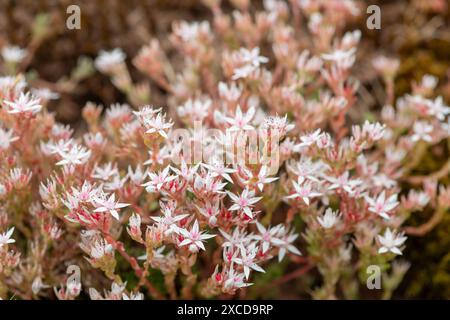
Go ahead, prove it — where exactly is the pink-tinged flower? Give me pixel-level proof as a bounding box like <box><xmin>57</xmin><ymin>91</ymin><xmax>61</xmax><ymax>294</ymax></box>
<box><xmin>56</xmin><ymin>144</ymin><xmax>91</xmax><ymax>166</ymax></box>
<box><xmin>193</xmin><ymin>172</ymin><xmax>228</xmax><ymax>195</ymax></box>
<box><xmin>261</xmin><ymin>115</ymin><xmax>295</xmax><ymax>137</ymax></box>
<box><xmin>233</xmin><ymin>245</ymin><xmax>265</xmax><ymax>279</ymax></box>
<box><xmin>93</xmin><ymin>193</ymin><xmax>129</xmax><ymax>220</ymax></box>
<box><xmin>151</xmin><ymin>203</ymin><xmax>189</xmax><ymax>236</ymax></box>
<box><xmin>252</xmin><ymin>222</ymin><xmax>282</xmax><ymax>253</ymax></box>
<box><xmin>3</xmin><ymin>92</ymin><xmax>42</xmax><ymax>115</ymax></box>
<box><xmin>142</xmin><ymin>111</ymin><xmax>173</xmax><ymax>139</ymax></box>
<box><xmin>377</xmin><ymin>228</ymin><xmax>407</xmax><ymax>255</ymax></box>
<box><xmin>220</xmin><ymin>228</ymin><xmax>251</xmax><ymax>248</ymax></box>
<box><xmin>224</xmin><ymin>106</ymin><xmax>255</xmax><ymax>131</ymax></box>
<box><xmin>285</xmin><ymin>177</ymin><xmax>322</xmax><ymax>205</ymax></box>
<box><xmin>178</xmin><ymin>220</ymin><xmax>215</xmax><ymax>252</ymax></box>
<box><xmin>287</xmin><ymin>157</ymin><xmax>329</xmax><ymax>183</ymax></box>
<box><xmin>83</xmin><ymin>132</ymin><xmax>106</xmax><ymax>150</ymax></box>
<box><xmin>317</xmin><ymin>208</ymin><xmax>341</xmax><ymax>229</ymax></box>
<box><xmin>0</xmin><ymin>127</ymin><xmax>18</xmax><ymax>151</ymax></box>
<box><xmin>71</xmin><ymin>181</ymin><xmax>98</xmax><ymax>203</ymax></box>
<box><xmin>9</xmin><ymin>167</ymin><xmax>32</xmax><ymax>187</ymax></box>
<box><xmin>0</xmin><ymin>227</ymin><xmax>15</xmax><ymax>247</ymax></box>
<box><xmin>203</xmin><ymin>161</ymin><xmax>236</xmax><ymax>184</ymax></box>
<box><xmin>327</xmin><ymin>171</ymin><xmax>362</xmax><ymax>195</ymax></box>
<box><xmin>142</xmin><ymin>166</ymin><xmax>177</xmax><ymax>192</ymax></box>
<box><xmin>241</xmin><ymin>165</ymin><xmax>278</xmax><ymax>192</ymax></box>
<box><xmin>90</xmin><ymin>239</ymin><xmax>114</xmax><ymax>259</ymax></box>
<box><xmin>171</xmin><ymin>160</ymin><xmax>199</xmax><ymax>183</ymax></box>
<box><xmin>196</xmin><ymin>201</ymin><xmax>220</xmax><ymax>226</ymax></box>
<box><xmin>223</xmin><ymin>264</ymin><xmax>252</xmax><ymax>290</ymax></box>
<box><xmin>270</xmin><ymin>227</ymin><xmax>302</xmax><ymax>262</ymax></box>
<box><xmin>361</xmin><ymin>121</ymin><xmax>386</xmax><ymax>141</ymax></box>
<box><xmin>411</xmin><ymin>121</ymin><xmax>433</xmax><ymax>142</ymax></box>
<box><xmin>227</xmin><ymin>188</ymin><xmax>262</xmax><ymax>219</ymax></box>
<box><xmin>365</xmin><ymin>191</ymin><xmax>399</xmax><ymax>220</ymax></box>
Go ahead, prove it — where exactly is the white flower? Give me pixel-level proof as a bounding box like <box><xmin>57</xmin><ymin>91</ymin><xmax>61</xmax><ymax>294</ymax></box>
<box><xmin>142</xmin><ymin>166</ymin><xmax>177</xmax><ymax>192</ymax></box>
<box><xmin>224</xmin><ymin>106</ymin><xmax>255</xmax><ymax>131</ymax></box>
<box><xmin>203</xmin><ymin>161</ymin><xmax>236</xmax><ymax>184</ymax></box>
<box><xmin>239</xmin><ymin>47</ymin><xmax>268</xmax><ymax>68</ymax></box>
<box><xmin>177</xmin><ymin>98</ymin><xmax>211</xmax><ymax>122</ymax></box>
<box><xmin>1</xmin><ymin>46</ymin><xmax>27</xmax><ymax>63</ymax></box>
<box><xmin>233</xmin><ymin>245</ymin><xmax>265</xmax><ymax>280</ymax></box>
<box><xmin>250</xmin><ymin>165</ymin><xmax>279</xmax><ymax>192</ymax></box>
<box><xmin>294</xmin><ymin>129</ymin><xmax>323</xmax><ymax>149</ymax></box>
<box><xmin>173</xmin><ymin>21</ymin><xmax>210</xmax><ymax>42</ymax></box>
<box><xmin>128</xmin><ymin>213</ymin><xmax>141</xmax><ymax>229</ymax></box>
<box><xmin>122</xmin><ymin>292</ymin><xmax>144</xmax><ymax>300</ymax></box>
<box><xmin>321</xmin><ymin>48</ymin><xmax>356</xmax><ymax>69</ymax></box>
<box><xmin>218</xmin><ymin>81</ymin><xmax>242</xmax><ymax>102</ymax></box>
<box><xmin>90</xmin><ymin>240</ymin><xmax>114</xmax><ymax>259</ymax></box>
<box><xmin>252</xmin><ymin>222</ymin><xmax>283</xmax><ymax>253</ymax></box>
<box><xmin>285</xmin><ymin>177</ymin><xmax>322</xmax><ymax>205</ymax></box>
<box><xmin>317</xmin><ymin>208</ymin><xmax>340</xmax><ymax>229</ymax></box>
<box><xmin>232</xmin><ymin>47</ymin><xmax>268</xmax><ymax>80</ymax></box>
<box><xmin>0</xmin><ymin>127</ymin><xmax>18</xmax><ymax>151</ymax></box>
<box><xmin>56</xmin><ymin>144</ymin><xmax>91</xmax><ymax>166</ymax></box>
<box><xmin>377</xmin><ymin>228</ymin><xmax>407</xmax><ymax>255</ymax></box>
<box><xmin>93</xmin><ymin>193</ymin><xmax>129</xmax><ymax>220</ymax></box>
<box><xmin>227</xmin><ymin>188</ymin><xmax>262</xmax><ymax>219</ymax></box>
<box><xmin>327</xmin><ymin>171</ymin><xmax>362</xmax><ymax>195</ymax></box>
<box><xmin>365</xmin><ymin>191</ymin><xmax>399</xmax><ymax>220</ymax></box>
<box><xmin>0</xmin><ymin>227</ymin><xmax>16</xmax><ymax>247</ymax></box>
<box><xmin>31</xmin><ymin>88</ymin><xmax>60</xmax><ymax>101</ymax></box>
<box><xmin>271</xmin><ymin>227</ymin><xmax>302</xmax><ymax>262</ymax></box>
<box><xmin>127</xmin><ymin>165</ymin><xmax>147</xmax><ymax>185</ymax></box>
<box><xmin>224</xmin><ymin>265</ymin><xmax>253</xmax><ymax>289</ymax></box>
<box><xmin>3</xmin><ymin>92</ymin><xmax>42</xmax><ymax>115</ymax></box>
<box><xmin>427</xmin><ymin>96</ymin><xmax>450</xmax><ymax>120</ymax></box>
<box><xmin>95</xmin><ymin>48</ymin><xmax>126</xmax><ymax>73</ymax></box>
<box><xmin>142</xmin><ymin>112</ymin><xmax>173</xmax><ymax>139</ymax></box>
<box><xmin>92</xmin><ymin>162</ymin><xmax>118</xmax><ymax>181</ymax></box>
<box><xmin>151</xmin><ymin>203</ymin><xmax>188</xmax><ymax>236</ymax></box>
<box><xmin>178</xmin><ymin>220</ymin><xmax>215</xmax><ymax>252</ymax></box>
<box><xmin>411</xmin><ymin>121</ymin><xmax>433</xmax><ymax>142</ymax></box>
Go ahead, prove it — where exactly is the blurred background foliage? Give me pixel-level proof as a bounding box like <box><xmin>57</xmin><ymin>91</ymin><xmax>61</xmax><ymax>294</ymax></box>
<box><xmin>0</xmin><ymin>0</ymin><xmax>449</xmax><ymax>299</ymax></box>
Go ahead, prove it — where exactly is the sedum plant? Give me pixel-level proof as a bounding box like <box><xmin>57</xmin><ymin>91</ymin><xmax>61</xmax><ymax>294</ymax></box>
<box><xmin>0</xmin><ymin>0</ymin><xmax>449</xmax><ymax>300</ymax></box>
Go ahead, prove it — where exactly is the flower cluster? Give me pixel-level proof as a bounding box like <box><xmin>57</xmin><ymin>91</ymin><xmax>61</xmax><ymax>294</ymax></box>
<box><xmin>0</xmin><ymin>0</ymin><xmax>449</xmax><ymax>300</ymax></box>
